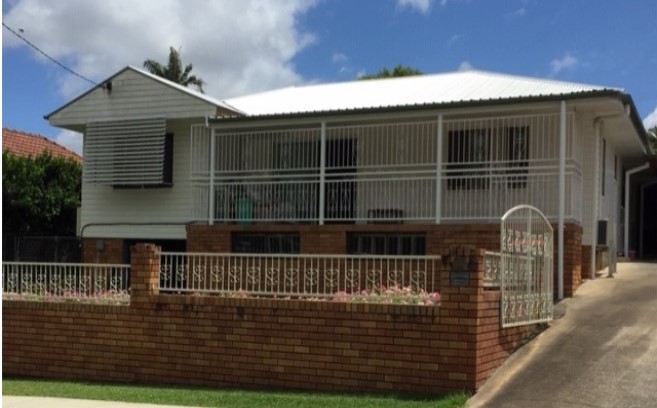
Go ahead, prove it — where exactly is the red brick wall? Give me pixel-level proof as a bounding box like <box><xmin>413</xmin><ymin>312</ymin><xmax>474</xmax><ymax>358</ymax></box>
<box><xmin>582</xmin><ymin>245</ymin><xmax>592</xmax><ymax>280</ymax></box>
<box><xmin>82</xmin><ymin>238</ymin><xmax>124</xmax><ymax>264</ymax></box>
<box><xmin>561</xmin><ymin>225</ymin><xmax>582</xmax><ymax>297</ymax></box>
<box><xmin>2</xmin><ymin>244</ymin><xmax>540</xmax><ymax>394</ymax></box>
<box><xmin>187</xmin><ymin>223</ymin><xmax>502</xmax><ymax>256</ymax></box>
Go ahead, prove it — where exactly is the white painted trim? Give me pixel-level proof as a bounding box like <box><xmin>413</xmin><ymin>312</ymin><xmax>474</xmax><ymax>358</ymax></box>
<box><xmin>319</xmin><ymin>122</ymin><xmax>327</xmax><ymax>225</ymax></box>
<box><xmin>624</xmin><ymin>163</ymin><xmax>650</xmax><ymax>256</ymax></box>
<box><xmin>558</xmin><ymin>100</ymin><xmax>566</xmax><ymax>300</ymax></box>
<box><xmin>590</xmin><ymin>120</ymin><xmax>601</xmax><ymax>280</ymax></box>
<box><xmin>435</xmin><ymin>114</ymin><xmax>443</xmax><ymax>224</ymax></box>
<box><xmin>209</xmin><ymin>127</ymin><xmax>216</xmax><ymax>225</ymax></box>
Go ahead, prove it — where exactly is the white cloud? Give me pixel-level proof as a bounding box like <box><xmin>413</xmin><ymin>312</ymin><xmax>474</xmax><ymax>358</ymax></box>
<box><xmin>458</xmin><ymin>61</ymin><xmax>474</xmax><ymax>71</ymax></box>
<box><xmin>3</xmin><ymin>0</ymin><xmax>319</xmax><ymax>100</ymax></box>
<box><xmin>511</xmin><ymin>7</ymin><xmax>526</xmax><ymax>17</ymax></box>
<box><xmin>54</xmin><ymin>129</ymin><xmax>83</xmax><ymax>156</ymax></box>
<box><xmin>550</xmin><ymin>53</ymin><xmax>578</xmax><ymax>76</ymax></box>
<box><xmin>397</xmin><ymin>0</ymin><xmax>433</xmax><ymax>14</ymax></box>
<box><xmin>331</xmin><ymin>52</ymin><xmax>348</xmax><ymax>64</ymax></box>
<box><xmin>447</xmin><ymin>34</ymin><xmax>461</xmax><ymax>48</ymax></box>
<box><xmin>644</xmin><ymin>106</ymin><xmax>657</xmax><ymax>130</ymax></box>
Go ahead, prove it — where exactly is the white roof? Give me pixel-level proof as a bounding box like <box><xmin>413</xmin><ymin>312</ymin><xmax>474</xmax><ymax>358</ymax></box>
<box><xmin>224</xmin><ymin>70</ymin><xmax>619</xmax><ymax>117</ymax></box>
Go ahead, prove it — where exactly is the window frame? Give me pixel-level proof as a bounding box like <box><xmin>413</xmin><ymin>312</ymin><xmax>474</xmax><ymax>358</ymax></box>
<box><xmin>231</xmin><ymin>232</ymin><xmax>300</xmax><ymax>254</ymax></box>
<box><xmin>346</xmin><ymin>233</ymin><xmax>426</xmax><ymax>255</ymax></box>
<box><xmin>447</xmin><ymin>126</ymin><xmax>529</xmax><ymax>190</ymax></box>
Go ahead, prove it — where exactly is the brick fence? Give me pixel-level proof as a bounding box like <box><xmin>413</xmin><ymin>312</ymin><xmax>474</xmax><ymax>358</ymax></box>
<box><xmin>3</xmin><ymin>244</ymin><xmax>541</xmax><ymax>393</ymax></box>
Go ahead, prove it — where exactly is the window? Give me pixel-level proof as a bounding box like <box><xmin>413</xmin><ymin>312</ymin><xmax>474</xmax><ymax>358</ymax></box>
<box><xmin>447</xmin><ymin>127</ymin><xmax>529</xmax><ymax>189</ymax></box>
<box><xmin>347</xmin><ymin>233</ymin><xmax>426</xmax><ymax>255</ymax></box>
<box><xmin>231</xmin><ymin>233</ymin><xmax>300</xmax><ymax>254</ymax></box>
<box><xmin>447</xmin><ymin>129</ymin><xmax>490</xmax><ymax>190</ymax></box>
<box><xmin>506</xmin><ymin>127</ymin><xmax>529</xmax><ymax>188</ymax></box>
<box><xmin>85</xmin><ymin>118</ymin><xmax>173</xmax><ymax>188</ymax></box>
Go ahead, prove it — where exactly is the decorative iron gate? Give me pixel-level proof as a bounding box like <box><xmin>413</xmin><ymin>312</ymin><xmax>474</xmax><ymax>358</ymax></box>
<box><xmin>500</xmin><ymin>205</ymin><xmax>554</xmax><ymax>328</ymax></box>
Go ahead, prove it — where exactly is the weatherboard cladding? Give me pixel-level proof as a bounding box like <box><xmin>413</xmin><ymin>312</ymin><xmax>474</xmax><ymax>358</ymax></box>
<box><xmin>45</xmin><ymin>67</ymin><xmax>237</xmax><ymax>127</ymax></box>
<box><xmin>223</xmin><ymin>70</ymin><xmax>617</xmax><ymax>118</ymax></box>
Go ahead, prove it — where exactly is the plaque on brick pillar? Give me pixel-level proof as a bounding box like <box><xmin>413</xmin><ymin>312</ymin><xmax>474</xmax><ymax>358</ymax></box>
<box><xmin>450</xmin><ymin>256</ymin><xmax>472</xmax><ymax>287</ymax></box>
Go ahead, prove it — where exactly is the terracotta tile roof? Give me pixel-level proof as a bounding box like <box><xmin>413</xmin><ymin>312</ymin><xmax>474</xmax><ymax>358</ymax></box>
<box><xmin>2</xmin><ymin>128</ymin><xmax>82</xmax><ymax>162</ymax></box>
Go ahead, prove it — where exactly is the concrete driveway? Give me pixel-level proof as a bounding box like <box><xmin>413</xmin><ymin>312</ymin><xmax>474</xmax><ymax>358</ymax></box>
<box><xmin>468</xmin><ymin>262</ymin><xmax>657</xmax><ymax>408</ymax></box>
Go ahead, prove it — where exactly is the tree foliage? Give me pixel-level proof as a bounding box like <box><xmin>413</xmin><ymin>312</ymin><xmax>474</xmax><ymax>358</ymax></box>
<box><xmin>649</xmin><ymin>126</ymin><xmax>657</xmax><ymax>155</ymax></box>
<box><xmin>143</xmin><ymin>47</ymin><xmax>205</xmax><ymax>93</ymax></box>
<box><xmin>359</xmin><ymin>65</ymin><xmax>423</xmax><ymax>80</ymax></box>
<box><xmin>2</xmin><ymin>151</ymin><xmax>82</xmax><ymax>236</ymax></box>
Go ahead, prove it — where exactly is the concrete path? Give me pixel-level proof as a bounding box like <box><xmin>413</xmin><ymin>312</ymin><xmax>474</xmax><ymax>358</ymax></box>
<box><xmin>2</xmin><ymin>396</ymin><xmax>201</xmax><ymax>408</ymax></box>
<box><xmin>468</xmin><ymin>262</ymin><xmax>657</xmax><ymax>408</ymax></box>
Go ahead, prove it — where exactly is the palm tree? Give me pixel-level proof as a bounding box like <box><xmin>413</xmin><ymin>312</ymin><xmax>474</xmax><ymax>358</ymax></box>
<box><xmin>143</xmin><ymin>47</ymin><xmax>205</xmax><ymax>93</ymax></box>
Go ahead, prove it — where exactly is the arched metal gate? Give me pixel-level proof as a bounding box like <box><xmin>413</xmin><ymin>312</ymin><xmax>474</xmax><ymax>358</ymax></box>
<box><xmin>500</xmin><ymin>205</ymin><xmax>554</xmax><ymax>328</ymax></box>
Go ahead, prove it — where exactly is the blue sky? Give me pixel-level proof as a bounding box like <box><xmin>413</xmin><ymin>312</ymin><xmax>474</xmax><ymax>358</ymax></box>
<box><xmin>3</xmin><ymin>0</ymin><xmax>657</xmax><ymax>154</ymax></box>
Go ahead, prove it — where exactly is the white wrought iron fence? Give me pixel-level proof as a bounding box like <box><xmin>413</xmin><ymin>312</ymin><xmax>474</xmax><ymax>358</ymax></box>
<box><xmin>2</xmin><ymin>262</ymin><xmax>130</xmax><ymax>302</ymax></box>
<box><xmin>499</xmin><ymin>205</ymin><xmax>554</xmax><ymax>328</ymax></box>
<box><xmin>159</xmin><ymin>252</ymin><xmax>440</xmax><ymax>298</ymax></box>
<box><xmin>484</xmin><ymin>251</ymin><xmax>501</xmax><ymax>287</ymax></box>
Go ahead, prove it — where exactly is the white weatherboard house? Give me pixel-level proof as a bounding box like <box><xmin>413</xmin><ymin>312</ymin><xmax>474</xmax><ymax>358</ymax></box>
<box><xmin>46</xmin><ymin>66</ymin><xmax>653</xmax><ymax>298</ymax></box>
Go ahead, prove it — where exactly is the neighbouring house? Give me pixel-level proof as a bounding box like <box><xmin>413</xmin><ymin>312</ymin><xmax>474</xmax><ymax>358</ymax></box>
<box><xmin>45</xmin><ymin>66</ymin><xmax>653</xmax><ymax>297</ymax></box>
<box><xmin>2</xmin><ymin>128</ymin><xmax>83</xmax><ymax>261</ymax></box>
<box><xmin>2</xmin><ymin>128</ymin><xmax>82</xmax><ymax>162</ymax></box>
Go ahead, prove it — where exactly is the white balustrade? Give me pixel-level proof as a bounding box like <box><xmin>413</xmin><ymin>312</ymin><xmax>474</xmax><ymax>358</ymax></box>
<box><xmin>2</xmin><ymin>262</ymin><xmax>130</xmax><ymax>302</ymax></box>
<box><xmin>159</xmin><ymin>252</ymin><xmax>440</xmax><ymax>298</ymax></box>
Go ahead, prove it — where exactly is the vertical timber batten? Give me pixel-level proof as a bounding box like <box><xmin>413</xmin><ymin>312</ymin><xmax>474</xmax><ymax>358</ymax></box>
<box><xmin>209</xmin><ymin>127</ymin><xmax>216</xmax><ymax>225</ymax></box>
<box><xmin>435</xmin><ymin>114</ymin><xmax>443</xmax><ymax>224</ymax></box>
<box><xmin>558</xmin><ymin>101</ymin><xmax>566</xmax><ymax>300</ymax></box>
<box><xmin>319</xmin><ymin>122</ymin><xmax>327</xmax><ymax>226</ymax></box>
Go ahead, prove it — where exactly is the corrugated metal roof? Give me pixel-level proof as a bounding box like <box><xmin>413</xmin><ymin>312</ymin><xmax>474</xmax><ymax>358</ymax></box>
<box><xmin>224</xmin><ymin>70</ymin><xmax>621</xmax><ymax>117</ymax></box>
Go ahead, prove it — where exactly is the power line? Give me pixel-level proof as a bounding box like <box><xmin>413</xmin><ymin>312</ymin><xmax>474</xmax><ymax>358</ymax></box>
<box><xmin>2</xmin><ymin>22</ymin><xmax>100</xmax><ymax>86</ymax></box>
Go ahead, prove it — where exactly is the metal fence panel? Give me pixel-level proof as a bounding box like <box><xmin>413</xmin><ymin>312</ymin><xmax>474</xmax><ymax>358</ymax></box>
<box><xmin>500</xmin><ymin>205</ymin><xmax>554</xmax><ymax>328</ymax></box>
<box><xmin>159</xmin><ymin>252</ymin><xmax>440</xmax><ymax>298</ymax></box>
<box><xmin>2</xmin><ymin>262</ymin><xmax>130</xmax><ymax>303</ymax></box>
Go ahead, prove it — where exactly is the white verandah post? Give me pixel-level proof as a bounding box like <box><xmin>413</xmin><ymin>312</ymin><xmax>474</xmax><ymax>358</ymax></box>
<box><xmin>435</xmin><ymin>114</ymin><xmax>443</xmax><ymax>224</ymax></box>
<box><xmin>208</xmin><ymin>127</ymin><xmax>216</xmax><ymax>225</ymax></box>
<box><xmin>590</xmin><ymin>119</ymin><xmax>601</xmax><ymax>280</ymax></box>
<box><xmin>558</xmin><ymin>100</ymin><xmax>566</xmax><ymax>300</ymax></box>
<box><xmin>319</xmin><ymin>122</ymin><xmax>327</xmax><ymax>225</ymax></box>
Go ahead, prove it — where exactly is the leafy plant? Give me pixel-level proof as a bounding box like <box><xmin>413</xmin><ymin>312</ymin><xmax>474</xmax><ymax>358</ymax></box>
<box><xmin>2</xmin><ymin>151</ymin><xmax>81</xmax><ymax>236</ymax></box>
<box><xmin>359</xmin><ymin>65</ymin><xmax>423</xmax><ymax>80</ymax></box>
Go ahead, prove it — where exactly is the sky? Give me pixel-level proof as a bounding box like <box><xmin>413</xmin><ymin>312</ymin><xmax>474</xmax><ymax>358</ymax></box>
<box><xmin>2</xmin><ymin>0</ymin><xmax>657</xmax><ymax>155</ymax></box>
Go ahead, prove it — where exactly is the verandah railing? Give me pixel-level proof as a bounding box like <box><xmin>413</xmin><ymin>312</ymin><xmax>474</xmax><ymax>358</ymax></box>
<box><xmin>159</xmin><ymin>252</ymin><xmax>441</xmax><ymax>298</ymax></box>
<box><xmin>192</xmin><ymin>112</ymin><xmax>582</xmax><ymax>224</ymax></box>
<box><xmin>2</xmin><ymin>262</ymin><xmax>130</xmax><ymax>302</ymax></box>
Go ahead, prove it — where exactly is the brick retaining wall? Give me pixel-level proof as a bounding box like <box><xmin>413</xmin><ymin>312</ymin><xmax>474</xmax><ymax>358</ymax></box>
<box><xmin>3</xmin><ymin>244</ymin><xmax>540</xmax><ymax>394</ymax></box>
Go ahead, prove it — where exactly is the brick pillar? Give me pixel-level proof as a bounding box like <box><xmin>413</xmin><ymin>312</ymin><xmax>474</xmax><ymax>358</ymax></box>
<box><xmin>440</xmin><ymin>245</ymin><xmax>486</xmax><ymax>391</ymax></box>
<box><xmin>130</xmin><ymin>243</ymin><xmax>161</xmax><ymax>309</ymax></box>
